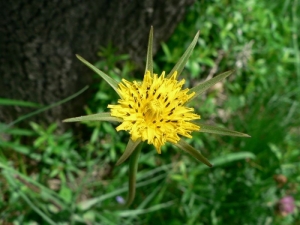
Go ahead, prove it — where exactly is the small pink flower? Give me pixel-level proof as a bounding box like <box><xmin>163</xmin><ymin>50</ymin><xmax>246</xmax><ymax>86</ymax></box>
<box><xmin>277</xmin><ymin>196</ymin><xmax>295</xmax><ymax>216</ymax></box>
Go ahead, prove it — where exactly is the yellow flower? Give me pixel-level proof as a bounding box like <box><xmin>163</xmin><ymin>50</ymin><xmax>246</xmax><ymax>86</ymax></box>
<box><xmin>108</xmin><ymin>70</ymin><xmax>200</xmax><ymax>154</ymax></box>
<box><xmin>64</xmin><ymin>27</ymin><xmax>250</xmax><ymax>167</ymax></box>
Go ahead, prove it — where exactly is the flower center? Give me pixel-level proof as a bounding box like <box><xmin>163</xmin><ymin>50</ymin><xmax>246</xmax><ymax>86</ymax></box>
<box><xmin>144</xmin><ymin>100</ymin><xmax>162</xmax><ymax>121</ymax></box>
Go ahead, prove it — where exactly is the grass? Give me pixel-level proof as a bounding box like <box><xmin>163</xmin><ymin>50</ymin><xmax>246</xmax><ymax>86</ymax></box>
<box><xmin>1</xmin><ymin>0</ymin><xmax>299</xmax><ymax>224</ymax></box>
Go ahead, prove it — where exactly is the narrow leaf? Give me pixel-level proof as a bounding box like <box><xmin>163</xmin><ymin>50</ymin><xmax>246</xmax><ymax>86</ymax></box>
<box><xmin>63</xmin><ymin>112</ymin><xmax>122</xmax><ymax>123</ymax></box>
<box><xmin>175</xmin><ymin>139</ymin><xmax>212</xmax><ymax>167</ymax></box>
<box><xmin>167</xmin><ymin>31</ymin><xmax>200</xmax><ymax>78</ymax></box>
<box><xmin>116</xmin><ymin>139</ymin><xmax>141</xmax><ymax>166</ymax></box>
<box><xmin>196</xmin><ymin>123</ymin><xmax>251</xmax><ymax>137</ymax></box>
<box><xmin>189</xmin><ymin>70</ymin><xmax>234</xmax><ymax>100</ymax></box>
<box><xmin>145</xmin><ymin>26</ymin><xmax>153</xmax><ymax>75</ymax></box>
<box><xmin>211</xmin><ymin>152</ymin><xmax>256</xmax><ymax>166</ymax></box>
<box><xmin>0</xmin><ymin>98</ymin><xmax>42</xmax><ymax>108</ymax></box>
<box><xmin>1</xmin><ymin>86</ymin><xmax>89</xmax><ymax>132</ymax></box>
<box><xmin>76</xmin><ymin>54</ymin><xmax>120</xmax><ymax>95</ymax></box>
<box><xmin>17</xmin><ymin>190</ymin><xmax>57</xmax><ymax>225</ymax></box>
<box><xmin>118</xmin><ymin>201</ymin><xmax>174</xmax><ymax>217</ymax></box>
<box><xmin>77</xmin><ymin>173</ymin><xmax>165</xmax><ymax>210</ymax></box>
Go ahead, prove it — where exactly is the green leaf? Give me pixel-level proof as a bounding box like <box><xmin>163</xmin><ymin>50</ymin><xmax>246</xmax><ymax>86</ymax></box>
<box><xmin>76</xmin><ymin>54</ymin><xmax>120</xmax><ymax>95</ymax></box>
<box><xmin>211</xmin><ymin>152</ymin><xmax>256</xmax><ymax>166</ymax></box>
<box><xmin>196</xmin><ymin>123</ymin><xmax>251</xmax><ymax>137</ymax></box>
<box><xmin>0</xmin><ymin>162</ymin><xmax>65</xmax><ymax>208</ymax></box>
<box><xmin>0</xmin><ymin>124</ymin><xmax>35</xmax><ymax>136</ymax></box>
<box><xmin>116</xmin><ymin>139</ymin><xmax>141</xmax><ymax>166</ymax></box>
<box><xmin>175</xmin><ymin>139</ymin><xmax>212</xmax><ymax>167</ymax></box>
<box><xmin>1</xmin><ymin>86</ymin><xmax>89</xmax><ymax>133</ymax></box>
<box><xmin>63</xmin><ymin>112</ymin><xmax>122</xmax><ymax>123</ymax></box>
<box><xmin>59</xmin><ymin>185</ymin><xmax>73</xmax><ymax>204</ymax></box>
<box><xmin>167</xmin><ymin>31</ymin><xmax>200</xmax><ymax>78</ymax></box>
<box><xmin>77</xmin><ymin>170</ymin><xmax>165</xmax><ymax>211</ymax></box>
<box><xmin>17</xmin><ymin>189</ymin><xmax>57</xmax><ymax>225</ymax></box>
<box><xmin>0</xmin><ymin>98</ymin><xmax>42</xmax><ymax>107</ymax></box>
<box><xmin>117</xmin><ymin>201</ymin><xmax>174</xmax><ymax>217</ymax></box>
<box><xmin>145</xmin><ymin>26</ymin><xmax>153</xmax><ymax>75</ymax></box>
<box><xmin>189</xmin><ymin>70</ymin><xmax>234</xmax><ymax>100</ymax></box>
<box><xmin>0</xmin><ymin>141</ymin><xmax>31</xmax><ymax>155</ymax></box>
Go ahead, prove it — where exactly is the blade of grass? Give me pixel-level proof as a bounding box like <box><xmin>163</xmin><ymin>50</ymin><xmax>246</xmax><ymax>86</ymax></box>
<box><xmin>1</xmin><ymin>86</ymin><xmax>88</xmax><ymax>132</ymax></box>
<box><xmin>211</xmin><ymin>152</ymin><xmax>256</xmax><ymax>166</ymax></box>
<box><xmin>292</xmin><ymin>0</ymin><xmax>300</xmax><ymax>89</ymax></box>
<box><xmin>0</xmin><ymin>98</ymin><xmax>42</xmax><ymax>107</ymax></box>
<box><xmin>78</xmin><ymin>174</ymin><xmax>166</xmax><ymax>210</ymax></box>
<box><xmin>19</xmin><ymin>192</ymin><xmax>57</xmax><ymax>225</ymax></box>
<box><xmin>4</xmin><ymin>174</ymin><xmax>57</xmax><ymax>225</ymax></box>
<box><xmin>123</xmin><ymin>184</ymin><xmax>164</xmax><ymax>224</ymax></box>
<box><xmin>118</xmin><ymin>201</ymin><xmax>174</xmax><ymax>217</ymax></box>
<box><xmin>0</xmin><ymin>162</ymin><xmax>65</xmax><ymax>208</ymax></box>
<box><xmin>194</xmin><ymin>152</ymin><xmax>256</xmax><ymax>173</ymax></box>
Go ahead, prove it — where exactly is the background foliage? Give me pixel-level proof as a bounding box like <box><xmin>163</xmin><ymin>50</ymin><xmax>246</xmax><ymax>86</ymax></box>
<box><xmin>1</xmin><ymin>0</ymin><xmax>299</xmax><ymax>224</ymax></box>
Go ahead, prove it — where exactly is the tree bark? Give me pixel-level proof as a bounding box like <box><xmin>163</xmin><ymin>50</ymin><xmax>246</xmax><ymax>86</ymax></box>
<box><xmin>0</xmin><ymin>0</ymin><xmax>195</xmax><ymax>127</ymax></box>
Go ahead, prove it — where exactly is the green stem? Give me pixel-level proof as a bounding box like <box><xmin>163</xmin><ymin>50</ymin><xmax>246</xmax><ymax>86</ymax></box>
<box><xmin>123</xmin><ymin>143</ymin><xmax>142</xmax><ymax>207</ymax></box>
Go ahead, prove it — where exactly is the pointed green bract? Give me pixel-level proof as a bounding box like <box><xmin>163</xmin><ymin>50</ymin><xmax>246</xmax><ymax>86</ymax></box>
<box><xmin>76</xmin><ymin>54</ymin><xmax>120</xmax><ymax>95</ymax></box>
<box><xmin>63</xmin><ymin>112</ymin><xmax>122</xmax><ymax>123</ymax></box>
<box><xmin>175</xmin><ymin>139</ymin><xmax>212</xmax><ymax>167</ymax></box>
<box><xmin>145</xmin><ymin>26</ymin><xmax>154</xmax><ymax>75</ymax></box>
<box><xmin>116</xmin><ymin>139</ymin><xmax>141</xmax><ymax>166</ymax></box>
<box><xmin>167</xmin><ymin>31</ymin><xmax>200</xmax><ymax>78</ymax></box>
<box><xmin>195</xmin><ymin>123</ymin><xmax>251</xmax><ymax>137</ymax></box>
<box><xmin>189</xmin><ymin>70</ymin><xmax>234</xmax><ymax>101</ymax></box>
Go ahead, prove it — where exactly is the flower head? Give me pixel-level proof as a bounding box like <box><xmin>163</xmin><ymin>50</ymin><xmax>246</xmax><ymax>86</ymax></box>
<box><xmin>108</xmin><ymin>70</ymin><xmax>200</xmax><ymax>154</ymax></box>
<box><xmin>276</xmin><ymin>196</ymin><xmax>295</xmax><ymax>216</ymax></box>
<box><xmin>63</xmin><ymin>26</ymin><xmax>250</xmax><ymax>167</ymax></box>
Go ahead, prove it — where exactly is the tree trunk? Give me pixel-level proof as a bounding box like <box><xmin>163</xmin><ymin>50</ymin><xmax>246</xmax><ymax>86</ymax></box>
<box><xmin>0</xmin><ymin>0</ymin><xmax>195</xmax><ymax>127</ymax></box>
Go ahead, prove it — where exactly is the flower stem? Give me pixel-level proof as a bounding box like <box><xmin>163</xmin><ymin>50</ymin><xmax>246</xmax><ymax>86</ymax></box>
<box><xmin>123</xmin><ymin>143</ymin><xmax>142</xmax><ymax>207</ymax></box>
